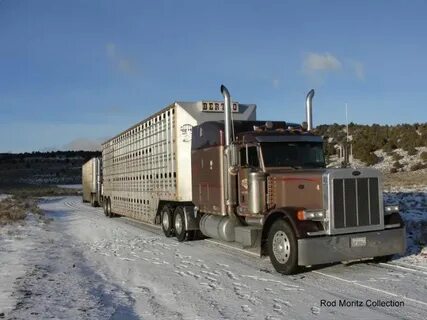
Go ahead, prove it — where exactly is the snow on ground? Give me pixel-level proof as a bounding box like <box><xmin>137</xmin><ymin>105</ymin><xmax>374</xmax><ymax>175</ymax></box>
<box><xmin>327</xmin><ymin>147</ymin><xmax>427</xmax><ymax>173</ymax></box>
<box><xmin>18</xmin><ymin>176</ymin><xmax>78</xmax><ymax>185</ymax></box>
<box><xmin>0</xmin><ymin>194</ymin><xmax>11</xmax><ymax>202</ymax></box>
<box><xmin>57</xmin><ymin>184</ymin><xmax>82</xmax><ymax>190</ymax></box>
<box><xmin>0</xmin><ymin>222</ymin><xmax>33</xmax><ymax>315</ymax></box>
<box><xmin>0</xmin><ymin>196</ymin><xmax>427</xmax><ymax>319</ymax></box>
<box><xmin>373</xmin><ymin>147</ymin><xmax>427</xmax><ymax>173</ymax></box>
<box><xmin>384</xmin><ymin>187</ymin><xmax>427</xmax><ymax>267</ymax></box>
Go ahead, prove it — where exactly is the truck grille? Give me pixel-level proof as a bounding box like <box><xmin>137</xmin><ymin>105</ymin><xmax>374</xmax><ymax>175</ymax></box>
<box><xmin>332</xmin><ymin>177</ymin><xmax>381</xmax><ymax>229</ymax></box>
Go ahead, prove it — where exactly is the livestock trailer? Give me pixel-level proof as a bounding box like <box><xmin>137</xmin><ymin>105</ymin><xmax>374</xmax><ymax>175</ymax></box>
<box><xmin>101</xmin><ymin>101</ymin><xmax>256</xmax><ymax>222</ymax></box>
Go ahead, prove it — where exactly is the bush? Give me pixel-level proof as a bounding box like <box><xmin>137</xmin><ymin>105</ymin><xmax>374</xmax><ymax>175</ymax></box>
<box><xmin>410</xmin><ymin>162</ymin><xmax>427</xmax><ymax>171</ymax></box>
<box><xmin>0</xmin><ymin>198</ymin><xmax>27</xmax><ymax>224</ymax></box>
<box><xmin>358</xmin><ymin>152</ymin><xmax>380</xmax><ymax>166</ymax></box>
<box><xmin>389</xmin><ymin>167</ymin><xmax>398</xmax><ymax>173</ymax></box>
<box><xmin>392</xmin><ymin>152</ymin><xmax>403</xmax><ymax>161</ymax></box>
<box><xmin>407</xmin><ymin>147</ymin><xmax>417</xmax><ymax>156</ymax></box>
<box><xmin>421</xmin><ymin>151</ymin><xmax>427</xmax><ymax>162</ymax></box>
<box><xmin>383</xmin><ymin>141</ymin><xmax>397</xmax><ymax>153</ymax></box>
<box><xmin>393</xmin><ymin>161</ymin><xmax>403</xmax><ymax>169</ymax></box>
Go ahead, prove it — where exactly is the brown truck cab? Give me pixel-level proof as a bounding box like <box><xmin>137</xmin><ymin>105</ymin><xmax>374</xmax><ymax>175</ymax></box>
<box><xmin>187</xmin><ymin>86</ymin><xmax>405</xmax><ymax>274</ymax></box>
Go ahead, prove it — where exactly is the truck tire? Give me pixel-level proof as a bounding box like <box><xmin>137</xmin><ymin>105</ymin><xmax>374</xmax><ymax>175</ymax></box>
<box><xmin>373</xmin><ymin>255</ymin><xmax>394</xmax><ymax>263</ymax></box>
<box><xmin>174</xmin><ymin>207</ymin><xmax>187</xmax><ymax>242</ymax></box>
<box><xmin>186</xmin><ymin>230</ymin><xmax>196</xmax><ymax>241</ymax></box>
<box><xmin>267</xmin><ymin>219</ymin><xmax>298</xmax><ymax>275</ymax></box>
<box><xmin>161</xmin><ymin>205</ymin><xmax>174</xmax><ymax>237</ymax></box>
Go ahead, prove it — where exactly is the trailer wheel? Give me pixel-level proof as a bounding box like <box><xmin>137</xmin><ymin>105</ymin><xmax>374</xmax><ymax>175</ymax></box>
<box><xmin>267</xmin><ymin>219</ymin><xmax>298</xmax><ymax>275</ymax></box>
<box><xmin>161</xmin><ymin>205</ymin><xmax>174</xmax><ymax>237</ymax></box>
<box><xmin>107</xmin><ymin>198</ymin><xmax>113</xmax><ymax>218</ymax></box>
<box><xmin>174</xmin><ymin>207</ymin><xmax>187</xmax><ymax>242</ymax></box>
<box><xmin>103</xmin><ymin>198</ymin><xmax>108</xmax><ymax>216</ymax></box>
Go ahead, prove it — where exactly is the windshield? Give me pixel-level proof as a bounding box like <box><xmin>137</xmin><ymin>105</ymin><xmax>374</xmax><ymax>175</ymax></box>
<box><xmin>261</xmin><ymin>142</ymin><xmax>325</xmax><ymax>168</ymax></box>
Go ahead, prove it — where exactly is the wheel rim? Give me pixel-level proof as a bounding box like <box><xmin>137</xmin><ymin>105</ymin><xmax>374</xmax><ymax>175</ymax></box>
<box><xmin>175</xmin><ymin>212</ymin><xmax>183</xmax><ymax>235</ymax></box>
<box><xmin>162</xmin><ymin>211</ymin><xmax>170</xmax><ymax>230</ymax></box>
<box><xmin>272</xmin><ymin>230</ymin><xmax>291</xmax><ymax>264</ymax></box>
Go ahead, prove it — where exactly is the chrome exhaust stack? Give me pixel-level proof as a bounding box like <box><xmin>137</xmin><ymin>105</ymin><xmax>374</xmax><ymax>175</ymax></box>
<box><xmin>221</xmin><ymin>85</ymin><xmax>233</xmax><ymax>146</ymax></box>
<box><xmin>305</xmin><ymin>89</ymin><xmax>315</xmax><ymax>131</ymax></box>
<box><xmin>220</xmin><ymin>85</ymin><xmax>238</xmax><ymax>216</ymax></box>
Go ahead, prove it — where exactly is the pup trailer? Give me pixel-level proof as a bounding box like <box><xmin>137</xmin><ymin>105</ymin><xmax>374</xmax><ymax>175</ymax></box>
<box><xmin>82</xmin><ymin>157</ymin><xmax>102</xmax><ymax>207</ymax></box>
<box><xmin>97</xmin><ymin>85</ymin><xmax>405</xmax><ymax>274</ymax></box>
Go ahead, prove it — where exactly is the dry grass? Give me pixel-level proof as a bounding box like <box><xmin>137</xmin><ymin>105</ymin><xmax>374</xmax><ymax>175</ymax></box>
<box><xmin>383</xmin><ymin>168</ymin><xmax>427</xmax><ymax>189</ymax></box>
<box><xmin>0</xmin><ymin>185</ymin><xmax>77</xmax><ymax>225</ymax></box>
<box><xmin>0</xmin><ymin>197</ymin><xmax>42</xmax><ymax>225</ymax></box>
<box><xmin>4</xmin><ymin>185</ymin><xmax>80</xmax><ymax>198</ymax></box>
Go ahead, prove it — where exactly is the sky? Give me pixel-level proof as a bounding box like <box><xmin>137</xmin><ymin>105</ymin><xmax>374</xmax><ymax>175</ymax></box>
<box><xmin>0</xmin><ymin>0</ymin><xmax>426</xmax><ymax>152</ymax></box>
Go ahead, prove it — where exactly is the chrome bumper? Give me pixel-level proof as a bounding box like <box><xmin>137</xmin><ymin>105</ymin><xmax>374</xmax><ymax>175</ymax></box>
<box><xmin>298</xmin><ymin>227</ymin><xmax>406</xmax><ymax>266</ymax></box>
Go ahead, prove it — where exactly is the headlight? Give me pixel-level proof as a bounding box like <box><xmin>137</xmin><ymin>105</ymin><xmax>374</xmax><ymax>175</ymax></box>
<box><xmin>384</xmin><ymin>205</ymin><xmax>399</xmax><ymax>215</ymax></box>
<box><xmin>297</xmin><ymin>209</ymin><xmax>325</xmax><ymax>221</ymax></box>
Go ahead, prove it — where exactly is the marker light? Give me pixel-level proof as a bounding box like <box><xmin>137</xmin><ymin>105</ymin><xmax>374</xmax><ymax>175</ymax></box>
<box><xmin>297</xmin><ymin>209</ymin><xmax>325</xmax><ymax>221</ymax></box>
<box><xmin>384</xmin><ymin>205</ymin><xmax>399</xmax><ymax>215</ymax></box>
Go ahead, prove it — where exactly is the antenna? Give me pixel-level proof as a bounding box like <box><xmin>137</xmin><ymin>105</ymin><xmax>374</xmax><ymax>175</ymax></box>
<box><xmin>345</xmin><ymin>103</ymin><xmax>349</xmax><ymax>144</ymax></box>
<box><xmin>345</xmin><ymin>103</ymin><xmax>353</xmax><ymax>166</ymax></box>
<box><xmin>231</xmin><ymin>102</ymin><xmax>236</xmax><ymax>142</ymax></box>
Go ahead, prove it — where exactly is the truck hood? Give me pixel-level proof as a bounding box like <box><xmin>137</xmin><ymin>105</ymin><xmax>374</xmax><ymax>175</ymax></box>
<box><xmin>266</xmin><ymin>168</ymin><xmax>325</xmax><ymax>210</ymax></box>
<box><xmin>265</xmin><ymin>167</ymin><xmax>327</xmax><ymax>175</ymax></box>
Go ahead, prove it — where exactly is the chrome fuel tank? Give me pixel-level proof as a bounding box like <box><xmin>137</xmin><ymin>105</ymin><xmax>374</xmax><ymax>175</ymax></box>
<box><xmin>248</xmin><ymin>171</ymin><xmax>267</xmax><ymax>215</ymax></box>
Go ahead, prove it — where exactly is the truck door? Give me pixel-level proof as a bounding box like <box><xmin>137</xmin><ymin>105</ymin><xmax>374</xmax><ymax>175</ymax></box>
<box><xmin>238</xmin><ymin>144</ymin><xmax>260</xmax><ymax>209</ymax></box>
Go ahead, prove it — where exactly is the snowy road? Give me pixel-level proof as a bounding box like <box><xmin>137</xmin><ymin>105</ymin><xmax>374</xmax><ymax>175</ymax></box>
<box><xmin>1</xmin><ymin>196</ymin><xmax>426</xmax><ymax>319</ymax></box>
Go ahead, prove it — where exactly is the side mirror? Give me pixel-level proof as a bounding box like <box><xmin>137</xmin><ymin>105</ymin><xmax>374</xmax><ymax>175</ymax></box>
<box><xmin>228</xmin><ymin>142</ymin><xmax>240</xmax><ymax>166</ymax></box>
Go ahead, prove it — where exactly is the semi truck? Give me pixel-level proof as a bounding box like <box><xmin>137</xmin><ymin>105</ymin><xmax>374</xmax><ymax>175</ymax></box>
<box><xmin>83</xmin><ymin>85</ymin><xmax>405</xmax><ymax>274</ymax></box>
<box><xmin>82</xmin><ymin>157</ymin><xmax>102</xmax><ymax>207</ymax></box>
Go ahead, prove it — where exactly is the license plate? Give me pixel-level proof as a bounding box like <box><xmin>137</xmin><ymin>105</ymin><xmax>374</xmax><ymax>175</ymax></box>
<box><xmin>351</xmin><ymin>237</ymin><xmax>367</xmax><ymax>247</ymax></box>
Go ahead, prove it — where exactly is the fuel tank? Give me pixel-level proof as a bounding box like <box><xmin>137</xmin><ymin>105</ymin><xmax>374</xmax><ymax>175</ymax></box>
<box><xmin>247</xmin><ymin>171</ymin><xmax>267</xmax><ymax>214</ymax></box>
<box><xmin>199</xmin><ymin>214</ymin><xmax>238</xmax><ymax>242</ymax></box>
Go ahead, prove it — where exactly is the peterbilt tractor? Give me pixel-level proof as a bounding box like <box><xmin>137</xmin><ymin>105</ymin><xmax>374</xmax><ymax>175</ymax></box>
<box><xmin>83</xmin><ymin>85</ymin><xmax>405</xmax><ymax>274</ymax></box>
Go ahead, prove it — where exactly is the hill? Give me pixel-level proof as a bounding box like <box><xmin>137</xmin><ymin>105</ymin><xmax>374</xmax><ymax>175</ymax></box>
<box><xmin>0</xmin><ymin>151</ymin><xmax>101</xmax><ymax>187</ymax></box>
<box><xmin>316</xmin><ymin>123</ymin><xmax>427</xmax><ymax>172</ymax></box>
<box><xmin>1</xmin><ymin>123</ymin><xmax>426</xmax><ymax>189</ymax></box>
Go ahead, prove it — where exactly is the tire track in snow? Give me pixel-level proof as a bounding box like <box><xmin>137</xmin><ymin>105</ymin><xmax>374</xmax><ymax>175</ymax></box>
<box><xmin>371</xmin><ymin>262</ymin><xmax>427</xmax><ymax>276</ymax></box>
<box><xmin>381</xmin><ymin>262</ymin><xmax>427</xmax><ymax>274</ymax></box>
<box><xmin>43</xmin><ymin>197</ymin><xmax>427</xmax><ymax>319</ymax></box>
<box><xmin>312</xmin><ymin>270</ymin><xmax>427</xmax><ymax>307</ymax></box>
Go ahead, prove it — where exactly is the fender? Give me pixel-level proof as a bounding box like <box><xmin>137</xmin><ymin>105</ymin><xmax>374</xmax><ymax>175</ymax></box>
<box><xmin>262</xmin><ymin>207</ymin><xmax>301</xmax><ymax>238</ymax></box>
<box><xmin>260</xmin><ymin>207</ymin><xmax>324</xmax><ymax>256</ymax></box>
<box><xmin>155</xmin><ymin>200</ymin><xmax>196</xmax><ymax>226</ymax></box>
<box><xmin>182</xmin><ymin>206</ymin><xmax>201</xmax><ymax>231</ymax></box>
